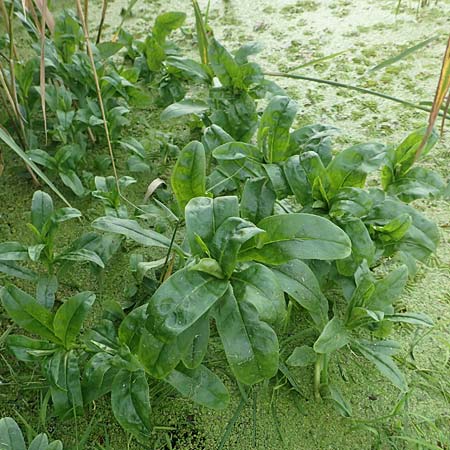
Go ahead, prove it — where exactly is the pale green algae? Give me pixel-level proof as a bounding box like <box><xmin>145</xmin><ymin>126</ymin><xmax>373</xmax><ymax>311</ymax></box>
<box><xmin>1</xmin><ymin>0</ymin><xmax>450</xmax><ymax>448</ymax></box>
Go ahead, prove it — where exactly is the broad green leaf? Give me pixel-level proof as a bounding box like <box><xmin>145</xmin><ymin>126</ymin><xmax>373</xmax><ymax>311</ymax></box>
<box><xmin>153</xmin><ymin>11</ymin><xmax>186</xmax><ymax>42</ymax></box>
<box><xmin>119</xmin><ymin>305</ymin><xmax>148</xmax><ymax>352</ymax></box>
<box><xmin>211</xmin><ymin>217</ymin><xmax>263</xmax><ymax>278</ymax></box>
<box><xmin>185</xmin><ymin>197</ymin><xmax>214</xmax><ymax>256</ymax></box>
<box><xmin>314</xmin><ymin>317</ymin><xmax>350</xmax><ymax>354</ymax></box>
<box><xmin>53</xmin><ymin>207</ymin><xmax>82</xmax><ymax>223</ymax></box>
<box><xmin>388</xmin><ymin>312</ymin><xmax>433</xmax><ymax>327</ymax></box>
<box><xmin>367</xmin><ymin>266</ymin><xmax>408</xmax><ymax>314</ymax></box>
<box><xmin>232</xmin><ymin>263</ymin><xmax>286</xmax><ymax>324</ymax></box>
<box><xmin>6</xmin><ymin>335</ymin><xmax>57</xmax><ymax>362</ymax></box>
<box><xmin>213</xmin><ymin>142</ymin><xmax>263</xmax><ymax>172</ymax></box>
<box><xmin>239</xmin><ymin>213</ymin><xmax>351</xmax><ymax>264</ymax></box>
<box><xmin>57</xmin><ymin>249</ymin><xmax>105</xmax><ymax>268</ymax></box>
<box><xmin>60</xmin><ymin>170</ymin><xmax>85</xmax><ymax>197</ymax></box>
<box><xmin>329</xmin><ymin>385</ymin><xmax>352</xmax><ymax>417</ymax></box>
<box><xmin>0</xmin><ymin>417</ymin><xmax>26</xmax><ymax>450</ymax></box>
<box><xmin>336</xmin><ymin>218</ymin><xmax>375</xmax><ymax>277</ymax></box>
<box><xmin>286</xmin><ymin>345</ymin><xmax>317</xmax><ymax>367</ymax></box>
<box><xmin>283</xmin><ymin>155</ymin><xmax>312</xmax><ymax>205</ymax></box>
<box><xmin>208</xmin><ymin>38</ymin><xmax>241</xmax><ymax>88</ymax></box>
<box><xmin>36</xmin><ymin>275</ymin><xmax>58</xmax><ymax>309</ymax></box>
<box><xmin>137</xmin><ymin>329</ymin><xmax>186</xmax><ymax>379</ymax></box>
<box><xmin>161</xmin><ymin>99</ymin><xmax>208</xmax><ymax>121</ymax></box>
<box><xmin>189</xmin><ymin>258</ymin><xmax>225</xmax><ymax>279</ymax></box>
<box><xmin>28</xmin><ymin>244</ymin><xmax>46</xmax><ymax>262</ymax></box>
<box><xmin>44</xmin><ymin>350</ymin><xmax>84</xmax><ymax>417</ymax></box>
<box><xmin>366</xmin><ymin>197</ymin><xmax>439</xmax><ymax>261</ymax></box>
<box><xmin>373</xmin><ymin>213</ymin><xmax>412</xmax><ymax>242</ymax></box>
<box><xmin>0</xmin><ymin>285</ymin><xmax>58</xmax><ymax>343</ymax></box>
<box><xmin>329</xmin><ymin>187</ymin><xmax>373</xmax><ymax>219</ymax></box>
<box><xmin>147</xmin><ymin>268</ymin><xmax>228</xmax><ymax>342</ymax></box>
<box><xmin>181</xmin><ymin>314</ymin><xmax>210</xmax><ymax>369</ymax></box>
<box><xmin>144</xmin><ymin>36</ymin><xmax>165</xmax><ymax>71</ymax></box>
<box><xmin>92</xmin><ymin>216</ymin><xmax>174</xmax><ymax>249</ymax></box>
<box><xmin>386</xmin><ymin>166</ymin><xmax>445</xmax><ymax>203</ymax></box>
<box><xmin>271</xmin><ymin>259</ymin><xmax>328</xmax><ymax>328</ymax></box>
<box><xmin>353</xmin><ymin>339</ymin><xmax>407</xmax><ymax>391</ymax></box>
<box><xmin>263</xmin><ymin>164</ymin><xmax>291</xmax><ymax>199</ymax></box>
<box><xmin>384</xmin><ymin>127</ymin><xmax>439</xmax><ymax>183</ymax></box>
<box><xmin>171</xmin><ymin>141</ymin><xmax>206</xmax><ymax>212</ymax></box>
<box><xmin>85</xmin><ymin>319</ymin><xmax>119</xmax><ymax>353</ymax></box>
<box><xmin>111</xmin><ymin>369</ymin><xmax>151</xmax><ymax>442</ymax></box>
<box><xmin>0</xmin><ymin>242</ymin><xmax>28</xmax><ymax>261</ymax></box>
<box><xmin>240</xmin><ymin>177</ymin><xmax>276</xmax><ymax>223</ymax></box>
<box><xmin>31</xmin><ymin>190</ymin><xmax>53</xmax><ymax>233</ymax></box>
<box><xmin>345</xmin><ymin>277</ymin><xmax>376</xmax><ymax>327</ymax></box>
<box><xmin>300</xmin><ymin>151</ymin><xmax>330</xmax><ymax>202</ymax></box>
<box><xmin>28</xmin><ymin>434</ymin><xmax>49</xmax><ymax>450</ymax></box>
<box><xmin>0</xmin><ymin>261</ymin><xmax>37</xmax><ymax>281</ymax></box>
<box><xmin>82</xmin><ymin>352</ymin><xmax>116</xmax><ymax>403</ymax></box>
<box><xmin>288</xmin><ymin>123</ymin><xmax>336</xmax><ymax>164</ymax></box>
<box><xmin>210</xmin><ymin>92</ymin><xmax>258</xmax><ymax>142</ymax></box>
<box><xmin>167</xmin><ymin>56</ymin><xmax>211</xmax><ymax>82</ymax></box>
<box><xmin>213</xmin><ymin>151</ymin><xmax>264</xmax><ymax>183</ymax></box>
<box><xmin>202</xmin><ymin>124</ymin><xmax>233</xmax><ymax>154</ymax></box>
<box><xmin>53</xmin><ymin>292</ymin><xmax>95</xmax><ymax>348</ymax></box>
<box><xmin>166</xmin><ymin>364</ymin><xmax>229</xmax><ymax>410</ymax></box>
<box><xmin>257</xmin><ymin>96</ymin><xmax>298</xmax><ymax>163</ymax></box>
<box><xmin>97</xmin><ymin>41</ymin><xmax>124</xmax><ymax>58</ymax></box>
<box><xmin>213</xmin><ymin>196</ymin><xmax>239</xmax><ymax>230</ymax></box>
<box><xmin>213</xmin><ymin>287</ymin><xmax>279</xmax><ymax>385</ymax></box>
<box><xmin>327</xmin><ymin>143</ymin><xmax>386</xmax><ymax>195</ymax></box>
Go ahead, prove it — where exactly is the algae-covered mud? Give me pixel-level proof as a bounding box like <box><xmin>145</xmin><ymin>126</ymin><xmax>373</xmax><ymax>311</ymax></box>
<box><xmin>1</xmin><ymin>0</ymin><xmax>450</xmax><ymax>449</ymax></box>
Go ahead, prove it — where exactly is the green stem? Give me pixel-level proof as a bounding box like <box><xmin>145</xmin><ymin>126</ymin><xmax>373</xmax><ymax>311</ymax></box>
<box><xmin>314</xmin><ymin>354</ymin><xmax>323</xmax><ymax>401</ymax></box>
<box><xmin>264</xmin><ymin>71</ymin><xmax>450</xmax><ymax>119</ymax></box>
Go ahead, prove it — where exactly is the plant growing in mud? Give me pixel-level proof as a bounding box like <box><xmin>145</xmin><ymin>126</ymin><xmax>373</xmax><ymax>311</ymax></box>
<box><xmin>1</xmin><ymin>285</ymin><xmax>95</xmax><ymax>419</ymax></box>
<box><xmin>161</xmin><ymin>37</ymin><xmax>284</xmax><ymax>141</ymax></box>
<box><xmin>204</xmin><ymin>95</ymin><xmax>442</xmax><ymax>278</ymax></box>
<box><xmin>0</xmin><ymin>191</ymin><xmax>106</xmax><ymax>306</ymax></box>
<box><xmin>154</xmin><ymin>99</ymin><xmax>440</xmax><ymax>407</ymax></box>
<box><xmin>119</xmin><ymin>10</ymin><xmax>203</xmax><ymax>106</ymax></box>
<box><xmin>0</xmin><ymin>5</ymin><xmax>134</xmax><ymax>196</ymax></box>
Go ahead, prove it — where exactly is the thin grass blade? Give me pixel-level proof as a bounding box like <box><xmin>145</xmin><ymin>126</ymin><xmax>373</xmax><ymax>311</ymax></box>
<box><xmin>0</xmin><ymin>126</ymin><xmax>72</xmax><ymax>207</ymax></box>
<box><xmin>369</xmin><ymin>35</ymin><xmax>439</xmax><ymax>73</ymax></box>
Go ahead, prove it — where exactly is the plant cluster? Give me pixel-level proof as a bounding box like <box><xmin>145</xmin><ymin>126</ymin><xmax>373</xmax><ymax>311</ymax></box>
<box><xmin>0</xmin><ymin>1</ymin><xmax>447</xmax><ymax>447</ymax></box>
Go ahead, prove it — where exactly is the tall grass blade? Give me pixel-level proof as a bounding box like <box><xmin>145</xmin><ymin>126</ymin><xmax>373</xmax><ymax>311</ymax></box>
<box><xmin>39</xmin><ymin>0</ymin><xmax>48</xmax><ymax>143</ymax></box>
<box><xmin>96</xmin><ymin>0</ymin><xmax>108</xmax><ymax>44</ymax></box>
<box><xmin>265</xmin><ymin>71</ymin><xmax>450</xmax><ymax>119</ymax></box>
<box><xmin>216</xmin><ymin>397</ymin><xmax>246</xmax><ymax>450</ymax></box>
<box><xmin>369</xmin><ymin>35</ymin><xmax>439</xmax><ymax>72</ymax></box>
<box><xmin>288</xmin><ymin>49</ymin><xmax>349</xmax><ymax>73</ymax></box>
<box><xmin>75</xmin><ymin>0</ymin><xmax>120</xmax><ymax>187</ymax></box>
<box><xmin>415</xmin><ymin>35</ymin><xmax>450</xmax><ymax>160</ymax></box>
<box><xmin>192</xmin><ymin>0</ymin><xmax>209</xmax><ymax>65</ymax></box>
<box><xmin>0</xmin><ymin>126</ymin><xmax>72</xmax><ymax>207</ymax></box>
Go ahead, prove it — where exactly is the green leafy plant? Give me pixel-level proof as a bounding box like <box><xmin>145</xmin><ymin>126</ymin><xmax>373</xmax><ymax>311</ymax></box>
<box><xmin>118</xmin><ymin>11</ymin><xmax>201</xmax><ymax>106</ymax></box>
<box><xmin>91</xmin><ymin>183</ymin><xmax>351</xmax><ymax>393</ymax></box>
<box><xmin>161</xmin><ymin>36</ymin><xmax>283</xmax><ymax>141</ymax></box>
<box><xmin>159</xmin><ymin>96</ymin><xmax>441</xmax><ymax>409</ymax></box>
<box><xmin>1</xmin><ymin>285</ymin><xmax>95</xmax><ymax>418</ymax></box>
<box><xmin>0</xmin><ymin>5</ymin><xmax>134</xmax><ymax>196</ymax></box>
<box><xmin>205</xmin><ymin>95</ymin><xmax>441</xmax><ymax>278</ymax></box>
<box><xmin>0</xmin><ymin>416</ymin><xmax>63</xmax><ymax>450</ymax></box>
<box><xmin>0</xmin><ymin>191</ymin><xmax>104</xmax><ymax>307</ymax></box>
